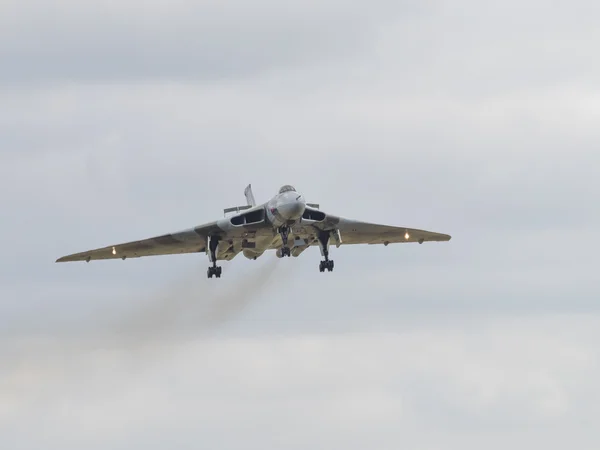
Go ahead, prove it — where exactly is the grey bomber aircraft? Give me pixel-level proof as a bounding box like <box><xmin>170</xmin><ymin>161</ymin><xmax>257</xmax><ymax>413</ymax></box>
<box><xmin>56</xmin><ymin>184</ymin><xmax>451</xmax><ymax>278</ymax></box>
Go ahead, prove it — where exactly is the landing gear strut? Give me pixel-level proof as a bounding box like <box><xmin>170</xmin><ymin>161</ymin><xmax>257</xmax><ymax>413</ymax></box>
<box><xmin>279</xmin><ymin>226</ymin><xmax>291</xmax><ymax>257</ymax></box>
<box><xmin>318</xmin><ymin>231</ymin><xmax>334</xmax><ymax>272</ymax></box>
<box><xmin>207</xmin><ymin>236</ymin><xmax>222</xmax><ymax>278</ymax></box>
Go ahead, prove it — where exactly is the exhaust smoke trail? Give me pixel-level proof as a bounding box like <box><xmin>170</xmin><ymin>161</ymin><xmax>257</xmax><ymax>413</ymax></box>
<box><xmin>0</xmin><ymin>257</ymin><xmax>289</xmax><ymax>421</ymax></box>
<box><xmin>111</xmin><ymin>257</ymin><xmax>281</xmax><ymax>346</ymax></box>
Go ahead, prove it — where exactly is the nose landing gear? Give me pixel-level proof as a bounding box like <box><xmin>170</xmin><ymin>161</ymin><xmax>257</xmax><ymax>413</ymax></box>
<box><xmin>278</xmin><ymin>226</ymin><xmax>292</xmax><ymax>257</ymax></box>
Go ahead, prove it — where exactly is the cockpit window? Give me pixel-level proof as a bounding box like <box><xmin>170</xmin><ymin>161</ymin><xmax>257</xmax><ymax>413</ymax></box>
<box><xmin>278</xmin><ymin>185</ymin><xmax>296</xmax><ymax>194</ymax></box>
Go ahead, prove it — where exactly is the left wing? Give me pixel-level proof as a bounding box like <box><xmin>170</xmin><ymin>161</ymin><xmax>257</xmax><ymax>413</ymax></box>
<box><xmin>56</xmin><ymin>221</ymin><xmax>222</xmax><ymax>263</ymax></box>
<box><xmin>289</xmin><ymin>207</ymin><xmax>450</xmax><ymax>248</ymax></box>
<box><xmin>335</xmin><ymin>218</ymin><xmax>451</xmax><ymax>246</ymax></box>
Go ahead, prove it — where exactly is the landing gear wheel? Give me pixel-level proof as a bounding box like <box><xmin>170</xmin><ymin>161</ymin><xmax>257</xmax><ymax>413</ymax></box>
<box><xmin>207</xmin><ymin>266</ymin><xmax>222</xmax><ymax>279</ymax></box>
<box><xmin>319</xmin><ymin>260</ymin><xmax>334</xmax><ymax>272</ymax></box>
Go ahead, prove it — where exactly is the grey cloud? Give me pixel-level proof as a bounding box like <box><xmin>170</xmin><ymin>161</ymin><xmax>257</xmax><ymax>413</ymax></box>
<box><xmin>0</xmin><ymin>0</ymin><xmax>412</xmax><ymax>83</ymax></box>
<box><xmin>372</xmin><ymin>1</ymin><xmax>600</xmax><ymax>96</ymax></box>
<box><xmin>1</xmin><ymin>316</ymin><xmax>599</xmax><ymax>449</ymax></box>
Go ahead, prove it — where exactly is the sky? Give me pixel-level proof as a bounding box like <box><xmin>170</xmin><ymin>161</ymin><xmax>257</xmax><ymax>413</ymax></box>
<box><xmin>1</xmin><ymin>0</ymin><xmax>600</xmax><ymax>448</ymax></box>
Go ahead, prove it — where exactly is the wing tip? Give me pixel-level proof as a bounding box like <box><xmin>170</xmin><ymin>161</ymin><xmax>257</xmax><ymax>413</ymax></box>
<box><xmin>56</xmin><ymin>256</ymin><xmax>75</xmax><ymax>263</ymax></box>
<box><xmin>56</xmin><ymin>254</ymin><xmax>88</xmax><ymax>263</ymax></box>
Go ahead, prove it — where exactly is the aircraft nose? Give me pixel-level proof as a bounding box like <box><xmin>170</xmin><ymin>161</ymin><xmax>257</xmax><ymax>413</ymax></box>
<box><xmin>280</xmin><ymin>196</ymin><xmax>306</xmax><ymax>220</ymax></box>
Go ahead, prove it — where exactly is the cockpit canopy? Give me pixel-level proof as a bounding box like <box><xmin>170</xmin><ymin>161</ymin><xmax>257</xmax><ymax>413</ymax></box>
<box><xmin>278</xmin><ymin>185</ymin><xmax>296</xmax><ymax>194</ymax></box>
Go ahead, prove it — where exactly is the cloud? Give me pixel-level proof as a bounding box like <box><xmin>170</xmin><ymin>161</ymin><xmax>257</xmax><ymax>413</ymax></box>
<box><xmin>0</xmin><ymin>0</ymin><xmax>412</xmax><ymax>83</ymax></box>
<box><xmin>1</xmin><ymin>315</ymin><xmax>598</xmax><ymax>449</ymax></box>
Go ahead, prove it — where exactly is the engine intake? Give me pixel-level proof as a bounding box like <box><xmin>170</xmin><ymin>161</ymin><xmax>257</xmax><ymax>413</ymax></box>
<box><xmin>302</xmin><ymin>208</ymin><xmax>325</xmax><ymax>222</ymax></box>
<box><xmin>230</xmin><ymin>208</ymin><xmax>266</xmax><ymax>226</ymax></box>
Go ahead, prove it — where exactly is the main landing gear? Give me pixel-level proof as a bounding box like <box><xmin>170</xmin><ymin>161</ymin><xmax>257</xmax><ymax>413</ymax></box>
<box><xmin>279</xmin><ymin>226</ymin><xmax>292</xmax><ymax>257</ymax></box>
<box><xmin>318</xmin><ymin>231</ymin><xmax>334</xmax><ymax>272</ymax></box>
<box><xmin>207</xmin><ymin>236</ymin><xmax>222</xmax><ymax>278</ymax></box>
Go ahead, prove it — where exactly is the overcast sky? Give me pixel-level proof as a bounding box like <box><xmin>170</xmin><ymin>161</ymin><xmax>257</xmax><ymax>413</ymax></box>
<box><xmin>1</xmin><ymin>0</ymin><xmax>600</xmax><ymax>448</ymax></box>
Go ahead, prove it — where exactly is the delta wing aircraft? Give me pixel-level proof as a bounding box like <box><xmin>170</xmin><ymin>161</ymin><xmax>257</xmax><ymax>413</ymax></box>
<box><xmin>57</xmin><ymin>185</ymin><xmax>451</xmax><ymax>278</ymax></box>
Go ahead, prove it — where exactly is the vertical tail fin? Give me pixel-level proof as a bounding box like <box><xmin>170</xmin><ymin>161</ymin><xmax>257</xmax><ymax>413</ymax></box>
<box><xmin>244</xmin><ymin>184</ymin><xmax>256</xmax><ymax>207</ymax></box>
